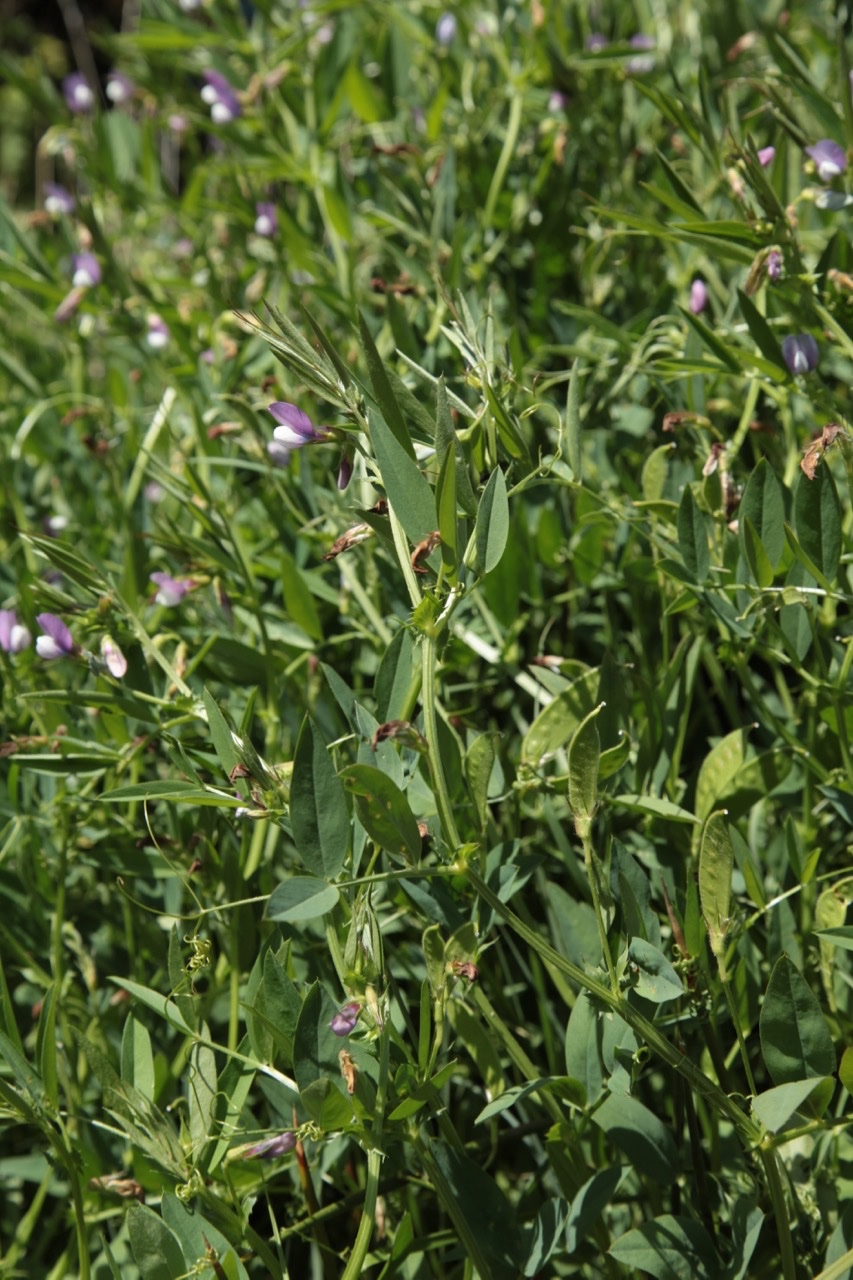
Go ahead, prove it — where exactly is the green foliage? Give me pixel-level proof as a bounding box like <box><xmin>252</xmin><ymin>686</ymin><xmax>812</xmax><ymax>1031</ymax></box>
<box><xmin>2</xmin><ymin>1</ymin><xmax>853</xmax><ymax>1278</ymax></box>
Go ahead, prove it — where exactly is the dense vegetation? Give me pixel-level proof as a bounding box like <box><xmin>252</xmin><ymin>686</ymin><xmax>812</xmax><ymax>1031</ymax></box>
<box><xmin>2</xmin><ymin>1</ymin><xmax>853</xmax><ymax>1277</ymax></box>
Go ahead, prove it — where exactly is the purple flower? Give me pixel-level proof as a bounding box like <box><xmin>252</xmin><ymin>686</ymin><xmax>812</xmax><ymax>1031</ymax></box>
<box><xmin>242</xmin><ymin>1131</ymin><xmax>297</xmax><ymax>1159</ymax></box>
<box><xmin>586</xmin><ymin>32</ymin><xmax>608</xmax><ymax>51</ymax></box>
<box><xmin>254</xmin><ymin>202</ymin><xmax>278</xmax><ymax>237</ymax></box>
<box><xmin>268</xmin><ymin>402</ymin><xmax>330</xmax><ymax>448</ymax></box>
<box><xmin>767</xmin><ymin>249</ymin><xmax>782</xmax><ymax>281</ymax></box>
<box><xmin>337</xmin><ymin>448</ymin><xmax>353</xmax><ymax>491</ymax></box>
<box><xmin>71</xmin><ymin>253</ymin><xmax>101</xmax><ymax>288</ymax></box>
<box><xmin>330</xmin><ymin>1001</ymin><xmax>360</xmax><ymax>1037</ymax></box>
<box><xmin>548</xmin><ymin>91</ymin><xmax>568</xmax><ymax>113</ymax></box>
<box><xmin>627</xmin><ymin>33</ymin><xmax>655</xmax><ymax>73</ymax></box>
<box><xmin>0</xmin><ymin>610</ymin><xmax>31</xmax><ymax>653</ymax></box>
<box><xmin>150</xmin><ymin>572</ymin><xmax>193</xmax><ymax>606</ymax></box>
<box><xmin>146</xmin><ymin>313</ymin><xmax>170</xmax><ymax>350</ymax></box>
<box><xmin>36</xmin><ymin>613</ymin><xmax>76</xmax><ymax>660</ymax></box>
<box><xmin>201</xmin><ymin>71</ymin><xmax>241</xmax><ymax>124</ymax></box>
<box><xmin>689</xmin><ymin>279</ymin><xmax>708</xmax><ymax>315</ymax></box>
<box><xmin>106</xmin><ymin>71</ymin><xmax>133</xmax><ymax>105</ymax></box>
<box><xmin>63</xmin><ymin>72</ymin><xmax>95</xmax><ymax>114</ymax></box>
<box><xmin>757</xmin><ymin>145</ymin><xmax>775</xmax><ymax>167</ymax></box>
<box><xmin>806</xmin><ymin>139</ymin><xmax>847</xmax><ymax>182</ymax></box>
<box><xmin>44</xmin><ymin>183</ymin><xmax>75</xmax><ymax>215</ymax></box>
<box><xmin>781</xmin><ymin>333</ymin><xmax>819</xmax><ymax>375</ymax></box>
<box><xmin>100</xmin><ymin>635</ymin><xmax>127</xmax><ymax>678</ymax></box>
<box><xmin>436</xmin><ymin>12</ymin><xmax>457</xmax><ymax>45</ymax></box>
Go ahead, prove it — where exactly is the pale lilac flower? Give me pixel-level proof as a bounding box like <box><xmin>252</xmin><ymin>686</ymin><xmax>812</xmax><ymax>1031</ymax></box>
<box><xmin>0</xmin><ymin>610</ymin><xmax>31</xmax><ymax>653</ymax></box>
<box><xmin>179</xmin><ymin>0</ymin><xmax>202</xmax><ymax>9</ymax></box>
<box><xmin>254</xmin><ymin>202</ymin><xmax>277</xmax><ymax>237</ymax></box>
<box><xmin>627</xmin><ymin>34</ymin><xmax>655</xmax><ymax>73</ymax></box>
<box><xmin>36</xmin><ymin>613</ymin><xmax>76</xmax><ymax>660</ymax></box>
<box><xmin>548</xmin><ymin>91</ymin><xmax>568</xmax><ymax>113</ymax></box>
<box><xmin>146</xmin><ymin>314</ymin><xmax>170</xmax><ymax>350</ymax></box>
<box><xmin>806</xmin><ymin>139</ymin><xmax>847</xmax><ymax>182</ymax></box>
<box><xmin>689</xmin><ymin>279</ymin><xmax>708</xmax><ymax>315</ymax></box>
<box><xmin>330</xmin><ymin>1001</ymin><xmax>360</xmax><ymax>1036</ymax></box>
<box><xmin>242</xmin><ymin>1131</ymin><xmax>296</xmax><ymax>1158</ymax></box>
<box><xmin>150</xmin><ymin>572</ymin><xmax>193</xmax><ymax>606</ymax></box>
<box><xmin>436</xmin><ymin>12</ymin><xmax>457</xmax><ymax>45</ymax></box>
<box><xmin>269</xmin><ymin>402</ymin><xmax>330</xmax><ymax>448</ymax></box>
<box><xmin>201</xmin><ymin>71</ymin><xmax>241</xmax><ymax>124</ymax></box>
<box><xmin>71</xmin><ymin>253</ymin><xmax>101</xmax><ymax>288</ymax></box>
<box><xmin>757</xmin><ymin>146</ymin><xmax>775</xmax><ymax>167</ymax></box>
<box><xmin>782</xmin><ymin>333</ymin><xmax>819</xmax><ymax>375</ymax></box>
<box><xmin>44</xmin><ymin>183</ymin><xmax>75</xmax><ymax>215</ymax></box>
<box><xmin>767</xmin><ymin>250</ymin><xmax>782</xmax><ymax>281</ymax></box>
<box><xmin>63</xmin><ymin>73</ymin><xmax>95</xmax><ymax>114</ymax></box>
<box><xmin>106</xmin><ymin>72</ymin><xmax>133</xmax><ymax>105</ymax></box>
<box><xmin>586</xmin><ymin>32</ymin><xmax>608</xmax><ymax>51</ymax></box>
<box><xmin>267</xmin><ymin>440</ymin><xmax>292</xmax><ymax>467</ymax></box>
<box><xmin>168</xmin><ymin>113</ymin><xmax>189</xmax><ymax>135</ymax></box>
<box><xmin>100</xmin><ymin>635</ymin><xmax>127</xmax><ymax>678</ymax></box>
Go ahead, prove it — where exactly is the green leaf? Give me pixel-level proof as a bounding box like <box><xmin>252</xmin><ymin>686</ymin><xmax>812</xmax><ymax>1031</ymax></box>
<box><xmin>568</xmin><ymin>702</ymin><xmax>605</xmax><ymax>835</ymax></box>
<box><xmin>127</xmin><ymin>1203</ymin><xmax>187</xmax><ymax>1280</ymax></box>
<box><xmin>611</xmin><ymin>794</ymin><xmax>698</xmax><ymax>823</ymax></box>
<box><xmin>794</xmin><ymin>465</ymin><xmax>842</xmax><ymax>583</ymax></box>
<box><xmin>626</xmin><ymin>938</ymin><xmax>684</xmax><ymax>1003</ymax></box>
<box><xmin>737</xmin><ymin>289</ymin><xmax>786</xmax><ymax>372</ymax></box>
<box><xmin>358</xmin><ymin>310</ymin><xmax>415</xmax><ymax>457</ymax></box>
<box><xmin>760</xmin><ymin>955</ymin><xmax>836</xmax><ymax>1084</ymax></box>
<box><xmin>425</xmin><ymin>1137</ymin><xmax>525</xmax><ymax>1272</ymax></box>
<box><xmin>740</xmin><ymin>459</ymin><xmax>785</xmax><ymax>570</ymax></box>
<box><xmin>476</xmin><ymin>1076</ymin><xmax>585</xmax><ymax>1123</ymax></box>
<box><xmin>267</xmin><ymin>877</ymin><xmax>340</xmax><ymax>923</ymax></box>
<box><xmin>339</xmin><ymin>764</ymin><xmax>422</xmax><ymax>860</ymax></box>
<box><xmin>293</xmin><ymin>983</ymin><xmax>350</xmax><ymax>1095</ymax></box>
<box><xmin>521</xmin><ymin>667</ymin><xmax>599</xmax><ymax>766</ymax></box>
<box><xmin>695</xmin><ymin>728</ymin><xmax>750</xmax><ymax>826</ymax></box>
<box><xmin>565</xmin><ymin>360</ymin><xmax>582</xmax><ymax>482</ymax></box>
<box><xmin>109</xmin><ymin>977</ymin><xmax>194</xmax><ymax>1036</ymax></box>
<box><xmin>290</xmin><ymin>717</ymin><xmax>349</xmax><ymax>879</ymax></box>
<box><xmin>374</xmin><ymin>626</ymin><xmax>419</xmax><ymax>722</ymax></box>
<box><xmin>369</xmin><ymin>402</ymin><xmax>438</xmax><ymax>546</ymax></box>
<box><xmin>202</xmin><ymin>687</ymin><xmax>240</xmax><ymax>779</ymax></box>
<box><xmin>34</xmin><ymin>982</ymin><xmax>58</xmax><ymax>1109</ymax></box>
<box><xmin>100</xmin><ymin>780</ymin><xmax>243</xmax><ymax>806</ymax></box>
<box><xmin>188</xmin><ymin>1030</ymin><xmax>217</xmax><ymax>1158</ymax></box>
<box><xmin>641</xmin><ymin>444</ymin><xmax>675</xmax><ymax>501</ymax></box>
<box><xmin>815</xmin><ymin>926</ymin><xmax>853</xmax><ymax>952</ymax></box>
<box><xmin>474</xmin><ymin>467</ymin><xmax>509</xmax><ymax>574</ymax></box>
<box><xmin>752</xmin><ymin>1078</ymin><xmax>833</xmax><ymax>1132</ymax></box>
<box><xmin>699</xmin><ymin>811</ymin><xmax>734</xmax><ymax>958</ymax></box>
<box><xmin>435</xmin><ymin>439</ymin><xmax>459</xmax><ymax>580</ymax></box>
<box><xmin>593</xmin><ymin>1093</ymin><xmax>679</xmax><ymax>1184</ymax></box>
<box><xmin>741</xmin><ymin>515</ymin><xmax>775</xmax><ymax>588</ymax></box>
<box><xmin>610</xmin><ymin>1215</ymin><xmax>719</xmax><ymax>1280</ymax></box>
<box><xmin>465</xmin><ymin>732</ymin><xmax>497</xmax><ymax>832</ymax></box>
<box><xmin>121</xmin><ymin>1014</ymin><xmax>155</xmax><ymax>1102</ymax></box>
<box><xmin>161</xmin><ymin>1192</ymin><xmax>250</xmax><ymax>1280</ymax></box>
<box><xmin>677</xmin><ymin>486</ymin><xmax>709</xmax><ymax>582</ymax></box>
<box><xmin>281</xmin><ymin>551</ymin><xmax>324</xmax><ymax>641</ymax></box>
<box><xmin>564</xmin><ymin>1168</ymin><xmax>624</xmax><ymax>1253</ymax></box>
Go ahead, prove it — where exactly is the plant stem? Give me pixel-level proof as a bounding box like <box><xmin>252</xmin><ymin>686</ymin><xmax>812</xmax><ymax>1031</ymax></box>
<box><xmin>421</xmin><ymin>634</ymin><xmax>461</xmax><ymax>851</ymax></box>
<box><xmin>341</xmin><ymin>1011</ymin><xmax>390</xmax><ymax>1280</ymax></box>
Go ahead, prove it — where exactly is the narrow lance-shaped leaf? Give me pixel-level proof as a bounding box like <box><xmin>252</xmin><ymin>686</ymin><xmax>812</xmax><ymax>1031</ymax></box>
<box><xmin>290</xmin><ymin>716</ymin><xmax>350</xmax><ymax>879</ymax></box>
<box><xmin>339</xmin><ymin>763</ymin><xmax>422</xmax><ymax>861</ymax></box>
<box><xmin>759</xmin><ymin>954</ymin><xmax>836</xmax><ymax>1084</ymax></box>
<box><xmin>474</xmin><ymin>466</ymin><xmax>509</xmax><ymax>574</ymax></box>
<box><xmin>435</xmin><ymin>440</ymin><xmax>458</xmax><ymax>581</ymax></box>
<box><xmin>358</xmin><ymin>310</ymin><xmax>415</xmax><ymax>457</ymax></box>
<box><xmin>794</xmin><ymin>464</ymin><xmax>841</xmax><ymax>583</ymax></box>
<box><xmin>677</xmin><ymin>485</ymin><xmax>709</xmax><ymax>582</ymax></box>
<box><xmin>566</xmin><ymin>360</ymin><xmax>582</xmax><ymax>483</ymax></box>
<box><xmin>699</xmin><ymin>810</ymin><xmax>733</xmax><ymax>960</ymax></box>
<box><xmin>369</xmin><ymin>406</ymin><xmax>438</xmax><ymax>547</ymax></box>
<box><xmin>568</xmin><ymin>702</ymin><xmax>605</xmax><ymax>839</ymax></box>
